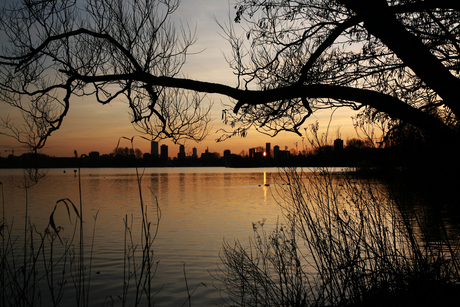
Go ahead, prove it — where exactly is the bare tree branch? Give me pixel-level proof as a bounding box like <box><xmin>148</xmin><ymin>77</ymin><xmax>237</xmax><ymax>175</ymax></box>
<box><xmin>1</xmin><ymin>0</ymin><xmax>460</xmax><ymax>151</ymax></box>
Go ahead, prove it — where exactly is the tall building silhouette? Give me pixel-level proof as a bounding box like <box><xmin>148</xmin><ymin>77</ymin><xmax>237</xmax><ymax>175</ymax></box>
<box><xmin>266</xmin><ymin>143</ymin><xmax>271</xmax><ymax>158</ymax></box>
<box><xmin>192</xmin><ymin>147</ymin><xmax>198</xmax><ymax>159</ymax></box>
<box><xmin>178</xmin><ymin>144</ymin><xmax>185</xmax><ymax>159</ymax></box>
<box><xmin>160</xmin><ymin>144</ymin><xmax>168</xmax><ymax>161</ymax></box>
<box><xmin>274</xmin><ymin>145</ymin><xmax>280</xmax><ymax>160</ymax></box>
<box><xmin>151</xmin><ymin>141</ymin><xmax>159</xmax><ymax>157</ymax></box>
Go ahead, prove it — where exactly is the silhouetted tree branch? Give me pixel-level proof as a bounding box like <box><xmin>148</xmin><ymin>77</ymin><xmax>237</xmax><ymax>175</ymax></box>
<box><xmin>0</xmin><ymin>0</ymin><xmax>210</xmax><ymax>149</ymax></box>
<box><xmin>221</xmin><ymin>0</ymin><xmax>460</xmax><ymax>143</ymax></box>
<box><xmin>1</xmin><ymin>0</ymin><xmax>460</xmax><ymax>150</ymax></box>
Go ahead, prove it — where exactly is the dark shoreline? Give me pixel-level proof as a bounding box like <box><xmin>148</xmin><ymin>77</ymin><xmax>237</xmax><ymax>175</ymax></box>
<box><xmin>0</xmin><ymin>146</ymin><xmax>399</xmax><ymax>169</ymax></box>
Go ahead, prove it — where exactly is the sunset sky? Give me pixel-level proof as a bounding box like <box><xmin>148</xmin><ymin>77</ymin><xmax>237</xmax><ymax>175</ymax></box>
<box><xmin>0</xmin><ymin>0</ymin><xmax>358</xmax><ymax>159</ymax></box>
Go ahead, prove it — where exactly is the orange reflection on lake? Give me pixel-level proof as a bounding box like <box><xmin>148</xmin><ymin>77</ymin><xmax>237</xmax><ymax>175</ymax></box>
<box><xmin>0</xmin><ymin>167</ymin><xmax>282</xmax><ymax>306</ymax></box>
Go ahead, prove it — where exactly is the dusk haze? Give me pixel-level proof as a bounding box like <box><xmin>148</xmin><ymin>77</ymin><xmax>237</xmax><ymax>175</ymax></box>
<box><xmin>1</xmin><ymin>1</ymin><xmax>460</xmax><ymax>306</ymax></box>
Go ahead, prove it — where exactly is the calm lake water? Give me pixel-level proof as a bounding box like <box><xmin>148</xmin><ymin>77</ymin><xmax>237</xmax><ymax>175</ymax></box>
<box><xmin>0</xmin><ymin>167</ymin><xmax>301</xmax><ymax>306</ymax></box>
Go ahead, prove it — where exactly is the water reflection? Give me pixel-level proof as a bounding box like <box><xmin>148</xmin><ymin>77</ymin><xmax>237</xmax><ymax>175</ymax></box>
<box><xmin>263</xmin><ymin>172</ymin><xmax>269</xmax><ymax>204</ymax></box>
<box><xmin>150</xmin><ymin>173</ymin><xmax>160</xmax><ymax>195</ymax></box>
<box><xmin>1</xmin><ymin>167</ymin><xmax>285</xmax><ymax>306</ymax></box>
<box><xmin>397</xmin><ymin>196</ymin><xmax>460</xmax><ymax>254</ymax></box>
<box><xmin>6</xmin><ymin>167</ymin><xmax>456</xmax><ymax>306</ymax></box>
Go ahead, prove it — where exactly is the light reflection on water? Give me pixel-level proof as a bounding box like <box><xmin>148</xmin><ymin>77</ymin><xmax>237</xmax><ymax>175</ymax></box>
<box><xmin>0</xmin><ymin>167</ymin><xmax>284</xmax><ymax>306</ymax></box>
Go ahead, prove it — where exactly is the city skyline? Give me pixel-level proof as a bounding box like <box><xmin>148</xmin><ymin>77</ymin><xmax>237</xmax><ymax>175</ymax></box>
<box><xmin>1</xmin><ymin>120</ymin><xmax>359</xmax><ymax>159</ymax></box>
<box><xmin>42</xmin><ymin>138</ymin><xmax>348</xmax><ymax>160</ymax></box>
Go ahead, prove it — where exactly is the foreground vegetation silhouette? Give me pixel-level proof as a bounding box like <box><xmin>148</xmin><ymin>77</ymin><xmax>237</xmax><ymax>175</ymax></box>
<box><xmin>2</xmin><ymin>141</ymin><xmax>460</xmax><ymax>306</ymax></box>
<box><xmin>0</xmin><ymin>158</ymin><xmax>165</xmax><ymax>307</ymax></box>
<box><xmin>214</xmin><ymin>166</ymin><xmax>460</xmax><ymax>306</ymax></box>
<box><xmin>1</xmin><ymin>0</ymin><xmax>460</xmax><ymax>306</ymax></box>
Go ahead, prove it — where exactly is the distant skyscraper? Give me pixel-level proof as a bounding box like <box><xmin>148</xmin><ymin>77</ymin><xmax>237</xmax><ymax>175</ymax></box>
<box><xmin>192</xmin><ymin>147</ymin><xmax>198</xmax><ymax>159</ymax></box>
<box><xmin>178</xmin><ymin>144</ymin><xmax>185</xmax><ymax>159</ymax></box>
<box><xmin>160</xmin><ymin>144</ymin><xmax>168</xmax><ymax>161</ymax></box>
<box><xmin>266</xmin><ymin>143</ymin><xmax>271</xmax><ymax>158</ymax></box>
<box><xmin>274</xmin><ymin>145</ymin><xmax>280</xmax><ymax>159</ymax></box>
<box><xmin>151</xmin><ymin>141</ymin><xmax>159</xmax><ymax>157</ymax></box>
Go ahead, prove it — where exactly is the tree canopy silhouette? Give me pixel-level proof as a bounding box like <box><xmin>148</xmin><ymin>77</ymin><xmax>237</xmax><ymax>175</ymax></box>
<box><xmin>221</xmin><ymin>0</ymin><xmax>460</xmax><ymax>142</ymax></box>
<box><xmin>1</xmin><ymin>0</ymin><xmax>459</xmax><ymax>149</ymax></box>
<box><xmin>0</xmin><ymin>0</ymin><xmax>212</xmax><ymax>149</ymax></box>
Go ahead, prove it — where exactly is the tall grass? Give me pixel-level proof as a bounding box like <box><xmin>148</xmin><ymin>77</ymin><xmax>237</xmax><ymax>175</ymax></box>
<box><xmin>0</xmin><ymin>150</ymin><xmax>162</xmax><ymax>306</ymax></box>
<box><xmin>0</xmin><ymin>165</ymin><xmax>96</xmax><ymax>307</ymax></box>
<box><xmin>215</xmin><ymin>167</ymin><xmax>460</xmax><ymax>306</ymax></box>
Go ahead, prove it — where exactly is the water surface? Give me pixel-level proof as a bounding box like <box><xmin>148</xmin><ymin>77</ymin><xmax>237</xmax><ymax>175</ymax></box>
<box><xmin>1</xmin><ymin>167</ymin><xmax>288</xmax><ymax>306</ymax></box>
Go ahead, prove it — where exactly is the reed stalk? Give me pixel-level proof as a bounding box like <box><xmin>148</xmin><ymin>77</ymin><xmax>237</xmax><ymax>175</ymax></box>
<box><xmin>115</xmin><ymin>136</ymin><xmax>162</xmax><ymax>307</ymax></box>
<box><xmin>1</xmin><ymin>180</ymin><xmax>5</xmax><ymax>307</ymax></box>
<box><xmin>76</xmin><ymin>153</ymin><xmax>86</xmax><ymax>307</ymax></box>
<box><xmin>1</xmin><ymin>141</ymin><xmax>198</xmax><ymax>306</ymax></box>
<box><xmin>216</xmin><ymin>167</ymin><xmax>460</xmax><ymax>306</ymax></box>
